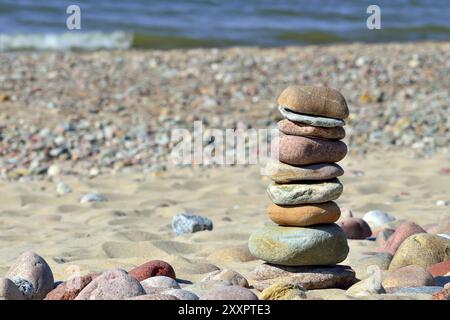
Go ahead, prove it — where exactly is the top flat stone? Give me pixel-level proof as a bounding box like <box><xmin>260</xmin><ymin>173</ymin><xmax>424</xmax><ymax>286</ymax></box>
<box><xmin>277</xmin><ymin>86</ymin><xmax>349</xmax><ymax>119</ymax></box>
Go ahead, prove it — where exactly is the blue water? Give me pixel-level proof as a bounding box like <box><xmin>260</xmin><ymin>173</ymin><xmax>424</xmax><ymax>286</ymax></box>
<box><xmin>0</xmin><ymin>0</ymin><xmax>449</xmax><ymax>50</ymax></box>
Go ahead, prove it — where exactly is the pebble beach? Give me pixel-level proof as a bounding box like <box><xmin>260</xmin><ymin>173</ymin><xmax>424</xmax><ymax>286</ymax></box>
<box><xmin>0</xmin><ymin>41</ymin><xmax>450</xmax><ymax>300</ymax></box>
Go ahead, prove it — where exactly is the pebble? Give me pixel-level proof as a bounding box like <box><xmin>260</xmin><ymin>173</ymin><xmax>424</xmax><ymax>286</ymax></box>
<box><xmin>79</xmin><ymin>192</ymin><xmax>107</xmax><ymax>203</ymax></box>
<box><xmin>0</xmin><ymin>278</ymin><xmax>25</xmax><ymax>300</ymax></box>
<box><xmin>346</xmin><ymin>274</ymin><xmax>385</xmax><ymax>297</ymax></box>
<box><xmin>202</xmin><ymin>285</ymin><xmax>258</xmax><ymax>300</ymax></box>
<box><xmin>278</xmin><ymin>105</ymin><xmax>345</xmax><ymax>127</ymax></box>
<box><xmin>277</xmin><ymin>119</ymin><xmax>346</xmax><ymax>140</ymax></box>
<box><xmin>362</xmin><ymin>210</ymin><xmax>396</xmax><ymax>230</ymax></box>
<box><xmin>427</xmin><ymin>261</ymin><xmax>450</xmax><ymax>277</ymax></box>
<box><xmin>436</xmin><ymin>200</ymin><xmax>449</xmax><ymax>206</ymax></box>
<box><xmin>439</xmin><ymin>234</ymin><xmax>450</xmax><ymax>240</ymax></box>
<box><xmin>379</xmin><ymin>221</ymin><xmax>426</xmax><ymax>255</ymax></box>
<box><xmin>259</xmin><ymin>279</ymin><xmax>306</xmax><ymax>300</ymax></box>
<box><xmin>75</xmin><ymin>269</ymin><xmax>145</xmax><ymax>300</ymax></box>
<box><xmin>128</xmin><ymin>260</ymin><xmax>176</xmax><ymax>281</ymax></box>
<box><xmin>382</xmin><ymin>265</ymin><xmax>435</xmax><ymax>293</ymax></box>
<box><xmin>56</xmin><ymin>181</ymin><xmax>71</xmax><ymax>195</ymax></box>
<box><xmin>47</xmin><ymin>164</ymin><xmax>61</xmax><ymax>176</ymax></box>
<box><xmin>249</xmin><ymin>224</ymin><xmax>349</xmax><ymax>266</ymax></box>
<box><xmin>337</xmin><ymin>217</ymin><xmax>372</xmax><ymax>239</ymax></box>
<box><xmin>273</xmin><ymin>135</ymin><xmax>347</xmax><ymax>165</ymax></box>
<box><xmin>140</xmin><ymin>276</ymin><xmax>180</xmax><ymax>292</ymax></box>
<box><xmin>44</xmin><ymin>272</ymin><xmax>101</xmax><ymax>300</ymax></box>
<box><xmin>277</xmin><ymin>85</ymin><xmax>349</xmax><ymax>119</ymax></box>
<box><xmin>183</xmin><ymin>281</ymin><xmax>226</xmax><ymax>298</ymax></box>
<box><xmin>267</xmin><ymin>179</ymin><xmax>343</xmax><ymax>205</ymax></box>
<box><xmin>163</xmin><ymin>289</ymin><xmax>199</xmax><ymax>300</ymax></box>
<box><xmin>172</xmin><ymin>213</ymin><xmax>213</xmax><ymax>236</ymax></box>
<box><xmin>251</xmin><ymin>263</ymin><xmax>357</xmax><ymax>291</ymax></box>
<box><xmin>201</xmin><ymin>269</ymin><xmax>248</xmax><ymax>287</ymax></box>
<box><xmin>267</xmin><ymin>202</ymin><xmax>340</xmax><ymax>226</ymax></box>
<box><xmin>389</xmin><ymin>233</ymin><xmax>450</xmax><ymax>271</ymax></box>
<box><xmin>265</xmin><ymin>161</ymin><xmax>344</xmax><ymax>183</ymax></box>
<box><xmin>6</xmin><ymin>251</ymin><xmax>54</xmax><ymax>300</ymax></box>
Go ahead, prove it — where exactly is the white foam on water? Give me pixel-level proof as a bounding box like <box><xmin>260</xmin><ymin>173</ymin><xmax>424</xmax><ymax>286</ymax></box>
<box><xmin>0</xmin><ymin>31</ymin><xmax>133</xmax><ymax>51</ymax></box>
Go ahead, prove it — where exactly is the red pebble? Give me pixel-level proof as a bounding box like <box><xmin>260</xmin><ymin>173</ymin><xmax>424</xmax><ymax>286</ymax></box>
<box><xmin>379</xmin><ymin>221</ymin><xmax>426</xmax><ymax>255</ymax></box>
<box><xmin>427</xmin><ymin>261</ymin><xmax>450</xmax><ymax>277</ymax></box>
<box><xmin>128</xmin><ymin>260</ymin><xmax>176</xmax><ymax>281</ymax></box>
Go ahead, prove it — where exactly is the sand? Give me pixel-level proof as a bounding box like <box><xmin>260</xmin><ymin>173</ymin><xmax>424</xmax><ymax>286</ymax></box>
<box><xmin>1</xmin><ymin>150</ymin><xmax>449</xmax><ymax>296</ymax></box>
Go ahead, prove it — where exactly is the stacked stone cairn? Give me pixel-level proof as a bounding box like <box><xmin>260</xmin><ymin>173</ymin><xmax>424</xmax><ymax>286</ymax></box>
<box><xmin>249</xmin><ymin>86</ymin><xmax>357</xmax><ymax>291</ymax></box>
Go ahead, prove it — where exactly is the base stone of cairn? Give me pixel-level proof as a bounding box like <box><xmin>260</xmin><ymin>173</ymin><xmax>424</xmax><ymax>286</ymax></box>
<box><xmin>249</xmin><ymin>85</ymin><xmax>356</xmax><ymax>291</ymax></box>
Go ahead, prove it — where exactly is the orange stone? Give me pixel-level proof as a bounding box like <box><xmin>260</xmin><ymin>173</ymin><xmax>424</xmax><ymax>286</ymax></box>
<box><xmin>267</xmin><ymin>202</ymin><xmax>341</xmax><ymax>227</ymax></box>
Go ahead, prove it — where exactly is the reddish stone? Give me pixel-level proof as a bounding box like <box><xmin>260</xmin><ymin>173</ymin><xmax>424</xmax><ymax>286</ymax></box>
<box><xmin>273</xmin><ymin>135</ymin><xmax>347</xmax><ymax>166</ymax></box>
<box><xmin>128</xmin><ymin>260</ymin><xmax>176</xmax><ymax>281</ymax></box>
<box><xmin>432</xmin><ymin>283</ymin><xmax>450</xmax><ymax>300</ymax></box>
<box><xmin>379</xmin><ymin>221</ymin><xmax>426</xmax><ymax>255</ymax></box>
<box><xmin>337</xmin><ymin>218</ymin><xmax>372</xmax><ymax>240</ymax></box>
<box><xmin>382</xmin><ymin>265</ymin><xmax>435</xmax><ymax>293</ymax></box>
<box><xmin>44</xmin><ymin>272</ymin><xmax>101</xmax><ymax>300</ymax></box>
<box><xmin>427</xmin><ymin>261</ymin><xmax>450</xmax><ymax>277</ymax></box>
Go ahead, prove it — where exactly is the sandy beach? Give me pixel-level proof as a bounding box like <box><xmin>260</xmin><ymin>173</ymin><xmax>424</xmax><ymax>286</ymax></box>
<box><xmin>0</xmin><ymin>42</ymin><xmax>449</xmax><ymax>300</ymax></box>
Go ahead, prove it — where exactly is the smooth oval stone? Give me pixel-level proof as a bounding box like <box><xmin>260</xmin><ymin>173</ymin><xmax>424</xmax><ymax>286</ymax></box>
<box><xmin>267</xmin><ymin>179</ymin><xmax>343</xmax><ymax>205</ymax></box>
<box><xmin>362</xmin><ymin>210</ymin><xmax>396</xmax><ymax>230</ymax></box>
<box><xmin>265</xmin><ymin>161</ymin><xmax>344</xmax><ymax>183</ymax></box>
<box><xmin>267</xmin><ymin>202</ymin><xmax>340</xmax><ymax>226</ymax></box>
<box><xmin>251</xmin><ymin>263</ymin><xmax>357</xmax><ymax>290</ymax></box>
<box><xmin>140</xmin><ymin>276</ymin><xmax>180</xmax><ymax>291</ymax></box>
<box><xmin>389</xmin><ymin>233</ymin><xmax>450</xmax><ymax>271</ymax></box>
<box><xmin>75</xmin><ymin>269</ymin><xmax>145</xmax><ymax>300</ymax></box>
<box><xmin>273</xmin><ymin>135</ymin><xmax>347</xmax><ymax>166</ymax></box>
<box><xmin>6</xmin><ymin>251</ymin><xmax>54</xmax><ymax>300</ymax></box>
<box><xmin>128</xmin><ymin>259</ymin><xmax>176</xmax><ymax>281</ymax></box>
<box><xmin>278</xmin><ymin>106</ymin><xmax>345</xmax><ymax>128</ymax></box>
<box><xmin>278</xmin><ymin>119</ymin><xmax>345</xmax><ymax>140</ymax></box>
<box><xmin>382</xmin><ymin>265</ymin><xmax>435</xmax><ymax>293</ymax></box>
<box><xmin>277</xmin><ymin>85</ymin><xmax>349</xmax><ymax>119</ymax></box>
<box><xmin>248</xmin><ymin>224</ymin><xmax>349</xmax><ymax>266</ymax></box>
<box><xmin>337</xmin><ymin>217</ymin><xmax>372</xmax><ymax>240</ymax></box>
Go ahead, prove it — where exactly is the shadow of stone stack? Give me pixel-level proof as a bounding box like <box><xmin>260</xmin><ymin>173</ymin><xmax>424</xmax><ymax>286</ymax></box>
<box><xmin>249</xmin><ymin>86</ymin><xmax>358</xmax><ymax>291</ymax></box>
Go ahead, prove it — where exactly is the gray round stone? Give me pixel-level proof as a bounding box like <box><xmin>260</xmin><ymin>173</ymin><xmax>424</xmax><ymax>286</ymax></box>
<box><xmin>248</xmin><ymin>224</ymin><xmax>349</xmax><ymax>266</ymax></box>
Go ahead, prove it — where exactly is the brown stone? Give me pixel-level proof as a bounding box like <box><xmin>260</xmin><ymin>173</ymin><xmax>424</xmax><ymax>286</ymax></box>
<box><xmin>427</xmin><ymin>261</ymin><xmax>450</xmax><ymax>277</ymax></box>
<box><xmin>128</xmin><ymin>260</ymin><xmax>176</xmax><ymax>281</ymax></box>
<box><xmin>44</xmin><ymin>272</ymin><xmax>101</xmax><ymax>300</ymax></box>
<box><xmin>277</xmin><ymin>85</ymin><xmax>349</xmax><ymax>119</ymax></box>
<box><xmin>337</xmin><ymin>217</ymin><xmax>372</xmax><ymax>240</ymax></box>
<box><xmin>278</xmin><ymin>119</ymin><xmax>345</xmax><ymax>140</ymax></box>
<box><xmin>273</xmin><ymin>135</ymin><xmax>347</xmax><ymax>166</ymax></box>
<box><xmin>265</xmin><ymin>160</ymin><xmax>344</xmax><ymax>183</ymax></box>
<box><xmin>432</xmin><ymin>283</ymin><xmax>450</xmax><ymax>300</ymax></box>
<box><xmin>251</xmin><ymin>263</ymin><xmax>357</xmax><ymax>291</ymax></box>
<box><xmin>267</xmin><ymin>202</ymin><xmax>340</xmax><ymax>227</ymax></box>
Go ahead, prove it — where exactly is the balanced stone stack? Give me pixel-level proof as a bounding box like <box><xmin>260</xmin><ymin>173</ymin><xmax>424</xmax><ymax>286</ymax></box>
<box><xmin>249</xmin><ymin>86</ymin><xmax>355</xmax><ymax>290</ymax></box>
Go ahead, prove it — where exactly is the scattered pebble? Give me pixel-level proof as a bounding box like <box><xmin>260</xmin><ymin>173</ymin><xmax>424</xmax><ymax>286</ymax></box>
<box><xmin>260</xmin><ymin>279</ymin><xmax>306</xmax><ymax>300</ymax></box>
<box><xmin>172</xmin><ymin>213</ymin><xmax>213</xmax><ymax>236</ymax></box>
<box><xmin>140</xmin><ymin>276</ymin><xmax>180</xmax><ymax>291</ymax></box>
<box><xmin>201</xmin><ymin>269</ymin><xmax>248</xmax><ymax>287</ymax></box>
<box><xmin>337</xmin><ymin>217</ymin><xmax>372</xmax><ymax>240</ymax></box>
<box><xmin>0</xmin><ymin>277</ymin><xmax>25</xmax><ymax>300</ymax></box>
<box><xmin>436</xmin><ymin>200</ymin><xmax>449</xmax><ymax>206</ymax></box>
<box><xmin>202</xmin><ymin>285</ymin><xmax>258</xmax><ymax>300</ymax></box>
<box><xmin>382</xmin><ymin>265</ymin><xmax>435</xmax><ymax>293</ymax></box>
<box><xmin>163</xmin><ymin>289</ymin><xmax>199</xmax><ymax>300</ymax></box>
<box><xmin>79</xmin><ymin>192</ymin><xmax>107</xmax><ymax>203</ymax></box>
<box><xmin>56</xmin><ymin>181</ymin><xmax>71</xmax><ymax>195</ymax></box>
<box><xmin>128</xmin><ymin>260</ymin><xmax>176</xmax><ymax>281</ymax></box>
<box><xmin>379</xmin><ymin>221</ymin><xmax>426</xmax><ymax>255</ymax></box>
<box><xmin>362</xmin><ymin>210</ymin><xmax>395</xmax><ymax>230</ymax></box>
